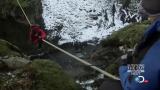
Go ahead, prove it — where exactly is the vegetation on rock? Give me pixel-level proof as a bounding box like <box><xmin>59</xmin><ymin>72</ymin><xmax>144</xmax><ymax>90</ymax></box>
<box><xmin>93</xmin><ymin>21</ymin><xmax>151</xmax><ymax>76</ymax></box>
<box><xmin>0</xmin><ymin>0</ymin><xmax>81</xmax><ymax>90</ymax></box>
<box><xmin>0</xmin><ymin>39</ymin><xmax>22</xmax><ymax>56</ymax></box>
<box><xmin>0</xmin><ymin>60</ymin><xmax>79</xmax><ymax>90</ymax></box>
<box><xmin>25</xmin><ymin>60</ymin><xmax>79</xmax><ymax>90</ymax></box>
<box><xmin>101</xmin><ymin>21</ymin><xmax>151</xmax><ymax>48</ymax></box>
<box><xmin>0</xmin><ymin>0</ymin><xmax>44</xmax><ymax>53</ymax></box>
<box><xmin>0</xmin><ymin>39</ymin><xmax>79</xmax><ymax>90</ymax></box>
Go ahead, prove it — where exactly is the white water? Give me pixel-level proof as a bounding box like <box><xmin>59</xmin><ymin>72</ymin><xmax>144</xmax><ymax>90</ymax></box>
<box><xmin>76</xmin><ymin>74</ymin><xmax>104</xmax><ymax>90</ymax></box>
<box><xmin>41</xmin><ymin>0</ymin><xmax>131</xmax><ymax>45</ymax></box>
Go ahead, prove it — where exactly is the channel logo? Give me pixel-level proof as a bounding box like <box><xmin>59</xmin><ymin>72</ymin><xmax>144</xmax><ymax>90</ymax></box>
<box><xmin>135</xmin><ymin>76</ymin><xmax>149</xmax><ymax>84</ymax></box>
<box><xmin>127</xmin><ymin>64</ymin><xmax>145</xmax><ymax>75</ymax></box>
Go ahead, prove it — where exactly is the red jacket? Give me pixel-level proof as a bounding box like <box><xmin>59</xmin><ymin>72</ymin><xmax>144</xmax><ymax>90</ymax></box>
<box><xmin>30</xmin><ymin>25</ymin><xmax>46</xmax><ymax>46</ymax></box>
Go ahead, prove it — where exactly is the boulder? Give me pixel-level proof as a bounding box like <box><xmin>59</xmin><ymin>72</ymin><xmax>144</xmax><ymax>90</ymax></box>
<box><xmin>0</xmin><ymin>59</ymin><xmax>79</xmax><ymax>90</ymax></box>
<box><xmin>91</xmin><ymin>21</ymin><xmax>150</xmax><ymax>77</ymax></box>
<box><xmin>0</xmin><ymin>39</ymin><xmax>23</xmax><ymax>57</ymax></box>
<box><xmin>1</xmin><ymin>56</ymin><xmax>30</xmax><ymax>70</ymax></box>
<box><xmin>99</xmin><ymin>78</ymin><xmax>122</xmax><ymax>90</ymax></box>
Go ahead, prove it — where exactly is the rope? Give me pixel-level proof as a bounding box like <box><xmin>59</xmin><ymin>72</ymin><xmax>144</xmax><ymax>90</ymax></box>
<box><xmin>16</xmin><ymin>0</ymin><xmax>120</xmax><ymax>81</ymax></box>
<box><xmin>43</xmin><ymin>39</ymin><xmax>120</xmax><ymax>80</ymax></box>
<box><xmin>17</xmin><ymin>0</ymin><xmax>32</xmax><ymax>26</ymax></box>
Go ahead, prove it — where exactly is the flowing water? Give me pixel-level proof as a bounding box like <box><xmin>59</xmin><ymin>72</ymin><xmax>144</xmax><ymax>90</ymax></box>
<box><xmin>41</xmin><ymin>0</ymin><xmax>134</xmax><ymax>45</ymax></box>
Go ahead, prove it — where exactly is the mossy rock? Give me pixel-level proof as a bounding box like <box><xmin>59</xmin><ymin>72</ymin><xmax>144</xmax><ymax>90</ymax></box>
<box><xmin>0</xmin><ymin>0</ymin><xmax>44</xmax><ymax>54</ymax></box>
<box><xmin>99</xmin><ymin>21</ymin><xmax>151</xmax><ymax>76</ymax></box>
<box><xmin>0</xmin><ymin>17</ymin><xmax>36</xmax><ymax>54</ymax></box>
<box><xmin>0</xmin><ymin>59</ymin><xmax>79</xmax><ymax>90</ymax></box>
<box><xmin>101</xmin><ymin>21</ymin><xmax>151</xmax><ymax>48</ymax></box>
<box><xmin>106</xmin><ymin>63</ymin><xmax>120</xmax><ymax>77</ymax></box>
<box><xmin>1</xmin><ymin>56</ymin><xmax>30</xmax><ymax>70</ymax></box>
<box><xmin>0</xmin><ymin>0</ymin><xmax>28</xmax><ymax>18</ymax></box>
<box><xmin>12</xmin><ymin>0</ymin><xmax>29</xmax><ymax>7</ymax></box>
<box><xmin>27</xmin><ymin>60</ymin><xmax>79</xmax><ymax>90</ymax></box>
<box><xmin>0</xmin><ymin>39</ymin><xmax>23</xmax><ymax>56</ymax></box>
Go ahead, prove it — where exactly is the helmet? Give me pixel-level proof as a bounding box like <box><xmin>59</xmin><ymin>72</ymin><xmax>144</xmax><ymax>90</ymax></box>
<box><xmin>141</xmin><ymin>0</ymin><xmax>160</xmax><ymax>15</ymax></box>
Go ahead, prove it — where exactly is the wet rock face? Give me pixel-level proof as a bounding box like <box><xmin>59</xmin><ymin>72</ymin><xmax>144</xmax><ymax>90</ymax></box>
<box><xmin>0</xmin><ymin>60</ymin><xmax>7</xmax><ymax>70</ymax></box>
<box><xmin>0</xmin><ymin>0</ymin><xmax>43</xmax><ymax>25</ymax></box>
<box><xmin>1</xmin><ymin>57</ymin><xmax>30</xmax><ymax>70</ymax></box>
<box><xmin>0</xmin><ymin>39</ymin><xmax>22</xmax><ymax>57</ymax></box>
<box><xmin>98</xmin><ymin>78</ymin><xmax>122</xmax><ymax>90</ymax></box>
<box><xmin>90</xmin><ymin>46</ymin><xmax>124</xmax><ymax>76</ymax></box>
<box><xmin>90</xmin><ymin>21</ymin><xmax>150</xmax><ymax>77</ymax></box>
<box><xmin>0</xmin><ymin>0</ymin><xmax>45</xmax><ymax>53</ymax></box>
<box><xmin>91</xmin><ymin>47</ymin><xmax>123</xmax><ymax>67</ymax></box>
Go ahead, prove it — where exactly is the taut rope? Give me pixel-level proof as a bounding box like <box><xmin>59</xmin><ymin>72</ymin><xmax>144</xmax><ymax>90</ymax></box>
<box><xmin>16</xmin><ymin>0</ymin><xmax>120</xmax><ymax>81</ymax></box>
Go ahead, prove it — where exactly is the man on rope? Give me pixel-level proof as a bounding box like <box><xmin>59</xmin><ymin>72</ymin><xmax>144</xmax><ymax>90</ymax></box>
<box><xmin>30</xmin><ymin>24</ymin><xmax>46</xmax><ymax>48</ymax></box>
<box><xmin>119</xmin><ymin>0</ymin><xmax>160</xmax><ymax>90</ymax></box>
<box><xmin>29</xmin><ymin>24</ymin><xmax>47</xmax><ymax>60</ymax></box>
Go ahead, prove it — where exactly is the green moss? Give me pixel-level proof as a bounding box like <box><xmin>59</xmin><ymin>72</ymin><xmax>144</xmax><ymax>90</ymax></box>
<box><xmin>0</xmin><ymin>0</ymin><xmax>29</xmax><ymax>18</ymax></box>
<box><xmin>0</xmin><ymin>60</ymin><xmax>79</xmax><ymax>90</ymax></box>
<box><xmin>12</xmin><ymin>0</ymin><xmax>29</xmax><ymax>7</ymax></box>
<box><xmin>99</xmin><ymin>21</ymin><xmax>152</xmax><ymax>76</ymax></box>
<box><xmin>101</xmin><ymin>21</ymin><xmax>150</xmax><ymax>48</ymax></box>
<box><xmin>0</xmin><ymin>39</ymin><xmax>22</xmax><ymax>56</ymax></box>
<box><xmin>0</xmin><ymin>18</ymin><xmax>36</xmax><ymax>53</ymax></box>
<box><xmin>0</xmin><ymin>0</ymin><xmax>44</xmax><ymax>53</ymax></box>
<box><xmin>106</xmin><ymin>63</ymin><xmax>120</xmax><ymax>77</ymax></box>
<box><xmin>26</xmin><ymin>60</ymin><xmax>79</xmax><ymax>90</ymax></box>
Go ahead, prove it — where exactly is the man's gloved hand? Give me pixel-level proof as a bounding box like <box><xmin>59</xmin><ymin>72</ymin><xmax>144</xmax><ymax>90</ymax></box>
<box><xmin>120</xmin><ymin>52</ymin><xmax>133</xmax><ymax>66</ymax></box>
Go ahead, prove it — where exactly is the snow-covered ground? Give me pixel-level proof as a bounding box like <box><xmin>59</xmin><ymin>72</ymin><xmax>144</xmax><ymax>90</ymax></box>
<box><xmin>41</xmin><ymin>0</ymin><xmax>130</xmax><ymax>45</ymax></box>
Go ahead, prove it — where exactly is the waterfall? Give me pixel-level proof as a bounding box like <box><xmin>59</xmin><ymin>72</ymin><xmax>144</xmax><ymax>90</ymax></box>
<box><xmin>41</xmin><ymin>0</ymin><xmax>139</xmax><ymax>45</ymax></box>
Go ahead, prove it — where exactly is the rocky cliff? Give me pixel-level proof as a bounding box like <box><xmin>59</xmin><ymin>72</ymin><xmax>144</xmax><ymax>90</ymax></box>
<box><xmin>0</xmin><ymin>39</ymin><xmax>79</xmax><ymax>90</ymax></box>
<box><xmin>0</xmin><ymin>0</ymin><xmax>79</xmax><ymax>90</ymax></box>
<box><xmin>91</xmin><ymin>21</ymin><xmax>151</xmax><ymax>76</ymax></box>
<box><xmin>0</xmin><ymin>0</ymin><xmax>44</xmax><ymax>53</ymax></box>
